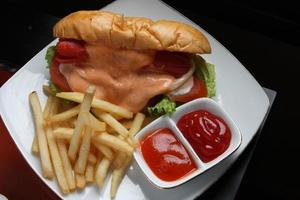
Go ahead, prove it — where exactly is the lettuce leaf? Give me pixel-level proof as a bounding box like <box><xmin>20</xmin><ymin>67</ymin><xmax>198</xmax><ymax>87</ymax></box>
<box><xmin>49</xmin><ymin>82</ymin><xmax>61</xmax><ymax>95</ymax></box>
<box><xmin>45</xmin><ymin>46</ymin><xmax>56</xmax><ymax>68</ymax></box>
<box><xmin>147</xmin><ymin>97</ymin><xmax>176</xmax><ymax>117</ymax></box>
<box><xmin>193</xmin><ymin>55</ymin><xmax>216</xmax><ymax>97</ymax></box>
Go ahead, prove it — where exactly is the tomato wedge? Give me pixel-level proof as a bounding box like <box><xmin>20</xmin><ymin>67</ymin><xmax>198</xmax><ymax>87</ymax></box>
<box><xmin>50</xmin><ymin>56</ymin><xmax>71</xmax><ymax>92</ymax></box>
<box><xmin>171</xmin><ymin>76</ymin><xmax>207</xmax><ymax>102</ymax></box>
<box><xmin>154</xmin><ymin>51</ymin><xmax>191</xmax><ymax>78</ymax></box>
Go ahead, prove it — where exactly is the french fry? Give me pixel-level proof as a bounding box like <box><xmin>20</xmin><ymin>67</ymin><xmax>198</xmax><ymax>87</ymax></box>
<box><xmin>112</xmin><ymin>151</ymin><xmax>127</xmax><ymax>169</ymax></box>
<box><xmin>47</xmin><ymin>104</ymin><xmax>80</xmax><ymax>123</ymax></box>
<box><xmin>31</xmin><ymin>135</ymin><xmax>39</xmax><ymax>154</ymax></box>
<box><xmin>93</xmin><ymin>132</ymin><xmax>133</xmax><ymax>155</ymax></box>
<box><xmin>43</xmin><ymin>85</ymin><xmax>52</xmax><ymax>96</ymax></box>
<box><xmin>126</xmin><ymin>137</ymin><xmax>140</xmax><ymax>148</ymax></box>
<box><xmin>81</xmin><ymin>112</ymin><xmax>106</xmax><ymax>132</ymax></box>
<box><xmin>43</xmin><ymin>94</ymin><xmax>53</xmax><ymax>118</ymax></box>
<box><xmin>32</xmin><ymin>92</ymin><xmax>57</xmax><ymax>154</ymax></box>
<box><xmin>74</xmin><ymin>127</ymin><xmax>92</xmax><ymax>174</ymax></box>
<box><xmin>85</xmin><ymin>163</ymin><xmax>94</xmax><ymax>183</ymax></box>
<box><xmin>95</xmin><ymin>157</ymin><xmax>111</xmax><ymax>188</ymax></box>
<box><xmin>46</xmin><ymin>126</ymin><xmax>70</xmax><ymax>194</ymax></box>
<box><xmin>32</xmin><ymin>84</ymin><xmax>140</xmax><ymax>197</ymax></box>
<box><xmin>45</xmin><ymin>97</ymin><xmax>70</xmax><ymax>194</ymax></box>
<box><xmin>117</xmin><ymin>134</ymin><xmax>125</xmax><ymax>140</ymax></box>
<box><xmin>122</xmin><ymin>120</ymin><xmax>133</xmax><ymax>130</ymax></box>
<box><xmin>53</xmin><ymin>127</ymin><xmax>74</xmax><ymax>140</ymax></box>
<box><xmin>112</xmin><ymin>135</ymin><xmax>134</xmax><ymax>168</ymax></box>
<box><xmin>116</xmin><ymin>130</ymin><xmax>139</xmax><ymax>148</ymax></box>
<box><xmin>68</xmin><ymin>85</ymin><xmax>95</xmax><ymax>162</ymax></box>
<box><xmin>110</xmin><ymin>155</ymin><xmax>132</xmax><ymax>198</ymax></box>
<box><xmin>57</xmin><ymin>139</ymin><xmax>76</xmax><ymax>191</ymax></box>
<box><xmin>92</xmin><ymin>109</ymin><xmax>129</xmax><ymax>137</ymax></box>
<box><xmin>88</xmin><ymin>152</ymin><xmax>97</xmax><ymax>165</ymax></box>
<box><xmin>96</xmin><ymin>151</ymin><xmax>104</xmax><ymax>167</ymax></box>
<box><xmin>75</xmin><ymin>173</ymin><xmax>86</xmax><ymax>189</ymax></box>
<box><xmin>92</xmin><ymin>141</ymin><xmax>115</xmax><ymax>160</ymax></box>
<box><xmin>110</xmin><ymin>113</ymin><xmax>124</xmax><ymax>120</ymax></box>
<box><xmin>56</xmin><ymin>92</ymin><xmax>133</xmax><ymax>119</ymax></box>
<box><xmin>68</xmin><ymin>118</ymin><xmax>85</xmax><ymax>162</ymax></box>
<box><xmin>107</xmin><ymin>120</ymin><xmax>132</xmax><ymax>134</ymax></box>
<box><xmin>129</xmin><ymin>113</ymin><xmax>145</xmax><ymax>137</ymax></box>
<box><xmin>52</xmin><ymin>118</ymin><xmax>77</xmax><ymax>129</ymax></box>
<box><xmin>29</xmin><ymin>92</ymin><xmax>54</xmax><ymax>179</ymax></box>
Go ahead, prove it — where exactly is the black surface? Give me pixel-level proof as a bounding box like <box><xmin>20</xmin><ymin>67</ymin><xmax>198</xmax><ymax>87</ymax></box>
<box><xmin>0</xmin><ymin>1</ymin><xmax>299</xmax><ymax>200</ymax></box>
<box><xmin>162</xmin><ymin>0</ymin><xmax>300</xmax><ymax>47</ymax></box>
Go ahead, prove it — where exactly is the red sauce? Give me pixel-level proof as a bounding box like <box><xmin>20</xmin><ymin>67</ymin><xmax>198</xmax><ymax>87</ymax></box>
<box><xmin>140</xmin><ymin>128</ymin><xmax>196</xmax><ymax>182</ymax></box>
<box><xmin>177</xmin><ymin>110</ymin><xmax>231</xmax><ymax>163</ymax></box>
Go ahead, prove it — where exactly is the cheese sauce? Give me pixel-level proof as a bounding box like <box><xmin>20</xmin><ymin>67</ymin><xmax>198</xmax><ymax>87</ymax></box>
<box><xmin>60</xmin><ymin>44</ymin><xmax>175</xmax><ymax>113</ymax></box>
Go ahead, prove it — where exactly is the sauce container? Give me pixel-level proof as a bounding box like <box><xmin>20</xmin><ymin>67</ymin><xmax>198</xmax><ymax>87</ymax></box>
<box><xmin>133</xmin><ymin>98</ymin><xmax>242</xmax><ymax>188</ymax></box>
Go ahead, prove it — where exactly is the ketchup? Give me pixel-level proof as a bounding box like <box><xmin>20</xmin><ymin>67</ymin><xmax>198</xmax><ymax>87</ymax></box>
<box><xmin>140</xmin><ymin>128</ymin><xmax>196</xmax><ymax>182</ymax></box>
<box><xmin>177</xmin><ymin>110</ymin><xmax>231</xmax><ymax>163</ymax></box>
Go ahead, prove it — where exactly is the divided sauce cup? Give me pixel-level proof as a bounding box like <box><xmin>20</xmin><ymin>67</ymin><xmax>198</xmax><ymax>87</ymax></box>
<box><xmin>133</xmin><ymin>98</ymin><xmax>242</xmax><ymax>189</ymax></box>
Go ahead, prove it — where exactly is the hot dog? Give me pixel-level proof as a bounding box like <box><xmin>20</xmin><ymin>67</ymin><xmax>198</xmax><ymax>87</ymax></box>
<box><xmin>46</xmin><ymin>10</ymin><xmax>215</xmax><ymax>114</ymax></box>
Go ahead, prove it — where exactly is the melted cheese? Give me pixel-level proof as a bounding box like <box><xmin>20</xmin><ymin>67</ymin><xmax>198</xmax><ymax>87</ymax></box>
<box><xmin>60</xmin><ymin>44</ymin><xmax>175</xmax><ymax>113</ymax></box>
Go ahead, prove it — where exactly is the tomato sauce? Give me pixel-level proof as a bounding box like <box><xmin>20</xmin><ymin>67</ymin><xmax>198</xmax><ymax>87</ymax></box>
<box><xmin>177</xmin><ymin>110</ymin><xmax>231</xmax><ymax>163</ymax></box>
<box><xmin>140</xmin><ymin>128</ymin><xmax>196</xmax><ymax>182</ymax></box>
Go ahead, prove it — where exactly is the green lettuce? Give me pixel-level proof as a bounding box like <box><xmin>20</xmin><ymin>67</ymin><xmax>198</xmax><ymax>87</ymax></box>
<box><xmin>193</xmin><ymin>55</ymin><xmax>216</xmax><ymax>97</ymax></box>
<box><xmin>147</xmin><ymin>97</ymin><xmax>176</xmax><ymax>117</ymax></box>
<box><xmin>49</xmin><ymin>82</ymin><xmax>61</xmax><ymax>95</ymax></box>
<box><xmin>45</xmin><ymin>46</ymin><xmax>56</xmax><ymax>68</ymax></box>
<box><xmin>48</xmin><ymin>82</ymin><xmax>71</xmax><ymax>104</ymax></box>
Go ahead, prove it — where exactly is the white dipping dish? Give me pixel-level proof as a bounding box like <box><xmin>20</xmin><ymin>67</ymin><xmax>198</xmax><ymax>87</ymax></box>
<box><xmin>134</xmin><ymin>98</ymin><xmax>242</xmax><ymax>188</ymax></box>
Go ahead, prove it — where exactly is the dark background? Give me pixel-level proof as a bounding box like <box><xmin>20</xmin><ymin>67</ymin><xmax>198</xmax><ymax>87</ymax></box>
<box><xmin>0</xmin><ymin>0</ymin><xmax>299</xmax><ymax>199</ymax></box>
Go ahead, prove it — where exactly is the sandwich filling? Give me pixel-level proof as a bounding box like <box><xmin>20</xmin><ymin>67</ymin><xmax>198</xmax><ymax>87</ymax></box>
<box><xmin>48</xmin><ymin>39</ymin><xmax>215</xmax><ymax>115</ymax></box>
<box><xmin>58</xmin><ymin>43</ymin><xmax>186</xmax><ymax>113</ymax></box>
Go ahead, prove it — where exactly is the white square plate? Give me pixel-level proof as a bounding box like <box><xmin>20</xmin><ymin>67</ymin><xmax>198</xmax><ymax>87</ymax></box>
<box><xmin>0</xmin><ymin>0</ymin><xmax>269</xmax><ymax>199</ymax></box>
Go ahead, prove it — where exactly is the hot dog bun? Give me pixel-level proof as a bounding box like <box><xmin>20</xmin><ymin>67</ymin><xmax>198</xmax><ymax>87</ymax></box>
<box><xmin>53</xmin><ymin>10</ymin><xmax>211</xmax><ymax>54</ymax></box>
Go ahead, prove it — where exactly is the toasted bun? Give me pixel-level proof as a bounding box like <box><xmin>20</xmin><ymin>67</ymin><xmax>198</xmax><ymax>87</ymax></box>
<box><xmin>53</xmin><ymin>10</ymin><xmax>211</xmax><ymax>54</ymax></box>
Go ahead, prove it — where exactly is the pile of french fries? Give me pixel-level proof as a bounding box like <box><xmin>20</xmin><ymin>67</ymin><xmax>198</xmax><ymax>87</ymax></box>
<box><xmin>29</xmin><ymin>85</ymin><xmax>147</xmax><ymax>198</ymax></box>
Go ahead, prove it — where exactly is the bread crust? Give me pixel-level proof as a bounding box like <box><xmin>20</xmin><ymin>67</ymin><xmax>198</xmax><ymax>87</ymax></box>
<box><xmin>53</xmin><ymin>11</ymin><xmax>211</xmax><ymax>54</ymax></box>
